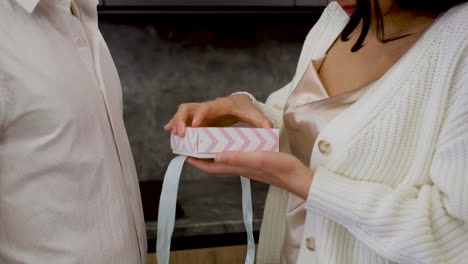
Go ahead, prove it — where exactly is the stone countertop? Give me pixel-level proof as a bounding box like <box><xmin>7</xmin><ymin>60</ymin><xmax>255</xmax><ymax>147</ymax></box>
<box><xmin>145</xmin><ymin>176</ymin><xmax>269</xmax><ymax>240</ymax></box>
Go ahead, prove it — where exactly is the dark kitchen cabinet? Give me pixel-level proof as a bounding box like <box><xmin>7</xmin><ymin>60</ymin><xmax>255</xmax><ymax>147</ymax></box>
<box><xmin>104</xmin><ymin>0</ymin><xmax>295</xmax><ymax>6</ymax></box>
<box><xmin>296</xmin><ymin>0</ymin><xmax>327</xmax><ymax>6</ymax></box>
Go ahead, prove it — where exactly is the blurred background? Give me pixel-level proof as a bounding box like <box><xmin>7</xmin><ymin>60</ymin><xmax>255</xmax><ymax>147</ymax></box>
<box><xmin>97</xmin><ymin>1</ymin><xmax>325</xmax><ymax>262</ymax></box>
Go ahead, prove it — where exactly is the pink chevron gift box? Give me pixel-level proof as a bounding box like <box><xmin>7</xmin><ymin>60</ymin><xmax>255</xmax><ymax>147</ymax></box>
<box><xmin>171</xmin><ymin>127</ymin><xmax>279</xmax><ymax>158</ymax></box>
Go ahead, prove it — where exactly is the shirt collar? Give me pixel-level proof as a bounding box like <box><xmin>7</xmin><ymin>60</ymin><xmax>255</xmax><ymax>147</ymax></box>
<box><xmin>15</xmin><ymin>0</ymin><xmax>99</xmax><ymax>14</ymax></box>
<box><xmin>15</xmin><ymin>0</ymin><xmax>40</xmax><ymax>13</ymax></box>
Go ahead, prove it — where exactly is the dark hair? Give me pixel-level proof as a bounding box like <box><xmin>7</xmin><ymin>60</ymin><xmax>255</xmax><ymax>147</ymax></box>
<box><xmin>341</xmin><ymin>0</ymin><xmax>467</xmax><ymax>52</ymax></box>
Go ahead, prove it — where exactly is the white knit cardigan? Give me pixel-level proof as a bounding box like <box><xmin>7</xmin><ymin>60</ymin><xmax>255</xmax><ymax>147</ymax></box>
<box><xmin>247</xmin><ymin>2</ymin><xmax>468</xmax><ymax>264</ymax></box>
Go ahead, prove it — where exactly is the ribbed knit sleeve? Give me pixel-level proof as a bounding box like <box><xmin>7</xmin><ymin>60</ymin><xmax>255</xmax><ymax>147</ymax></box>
<box><xmin>306</xmin><ymin>45</ymin><xmax>468</xmax><ymax>264</ymax></box>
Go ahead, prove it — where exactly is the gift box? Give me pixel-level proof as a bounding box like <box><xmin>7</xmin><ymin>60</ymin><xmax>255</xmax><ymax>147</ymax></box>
<box><xmin>171</xmin><ymin>127</ymin><xmax>279</xmax><ymax>158</ymax></box>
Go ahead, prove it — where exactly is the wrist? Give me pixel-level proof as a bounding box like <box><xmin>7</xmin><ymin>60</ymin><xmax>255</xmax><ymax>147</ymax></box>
<box><xmin>295</xmin><ymin>168</ymin><xmax>314</xmax><ymax>200</ymax></box>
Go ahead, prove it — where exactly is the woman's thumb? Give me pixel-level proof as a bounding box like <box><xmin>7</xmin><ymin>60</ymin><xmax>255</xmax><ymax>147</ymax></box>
<box><xmin>254</xmin><ymin>115</ymin><xmax>273</xmax><ymax>128</ymax></box>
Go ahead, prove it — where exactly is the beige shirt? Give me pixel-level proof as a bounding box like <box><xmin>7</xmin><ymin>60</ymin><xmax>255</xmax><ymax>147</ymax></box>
<box><xmin>0</xmin><ymin>0</ymin><xmax>146</xmax><ymax>263</ymax></box>
<box><xmin>281</xmin><ymin>58</ymin><xmax>369</xmax><ymax>264</ymax></box>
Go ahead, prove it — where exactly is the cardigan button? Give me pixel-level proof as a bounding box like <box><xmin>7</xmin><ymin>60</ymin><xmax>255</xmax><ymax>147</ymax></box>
<box><xmin>318</xmin><ymin>140</ymin><xmax>331</xmax><ymax>154</ymax></box>
<box><xmin>305</xmin><ymin>236</ymin><xmax>315</xmax><ymax>251</ymax></box>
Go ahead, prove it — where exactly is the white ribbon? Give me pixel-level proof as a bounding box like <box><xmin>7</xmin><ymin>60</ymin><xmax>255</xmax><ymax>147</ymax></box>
<box><xmin>157</xmin><ymin>155</ymin><xmax>255</xmax><ymax>264</ymax></box>
<box><xmin>240</xmin><ymin>176</ymin><xmax>255</xmax><ymax>264</ymax></box>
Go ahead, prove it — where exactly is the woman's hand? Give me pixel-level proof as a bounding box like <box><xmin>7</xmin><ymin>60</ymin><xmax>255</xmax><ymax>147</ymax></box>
<box><xmin>164</xmin><ymin>94</ymin><xmax>273</xmax><ymax>137</ymax></box>
<box><xmin>187</xmin><ymin>151</ymin><xmax>314</xmax><ymax>200</ymax></box>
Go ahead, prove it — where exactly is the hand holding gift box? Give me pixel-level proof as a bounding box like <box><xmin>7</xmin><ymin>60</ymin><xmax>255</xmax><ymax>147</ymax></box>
<box><xmin>160</xmin><ymin>93</ymin><xmax>313</xmax><ymax>264</ymax></box>
<box><xmin>164</xmin><ymin>93</ymin><xmax>273</xmax><ymax>137</ymax></box>
<box><xmin>157</xmin><ymin>126</ymin><xmax>279</xmax><ymax>264</ymax></box>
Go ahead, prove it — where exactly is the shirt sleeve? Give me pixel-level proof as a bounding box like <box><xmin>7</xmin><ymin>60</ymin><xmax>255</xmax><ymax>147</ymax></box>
<box><xmin>305</xmin><ymin>45</ymin><xmax>468</xmax><ymax>264</ymax></box>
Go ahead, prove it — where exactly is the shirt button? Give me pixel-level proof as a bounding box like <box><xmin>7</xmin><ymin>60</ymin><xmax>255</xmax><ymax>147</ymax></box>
<box><xmin>77</xmin><ymin>38</ymin><xmax>87</xmax><ymax>48</ymax></box>
<box><xmin>318</xmin><ymin>140</ymin><xmax>331</xmax><ymax>154</ymax></box>
<box><xmin>305</xmin><ymin>236</ymin><xmax>315</xmax><ymax>251</ymax></box>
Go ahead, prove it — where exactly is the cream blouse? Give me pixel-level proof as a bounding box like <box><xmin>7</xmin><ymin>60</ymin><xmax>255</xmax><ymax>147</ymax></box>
<box><xmin>281</xmin><ymin>57</ymin><xmax>370</xmax><ymax>263</ymax></box>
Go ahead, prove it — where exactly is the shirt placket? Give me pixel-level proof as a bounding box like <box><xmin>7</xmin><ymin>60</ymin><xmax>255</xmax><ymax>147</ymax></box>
<box><xmin>65</xmin><ymin>5</ymin><xmax>145</xmax><ymax>261</ymax></box>
<box><xmin>69</xmin><ymin>16</ymin><xmax>100</xmax><ymax>86</ymax></box>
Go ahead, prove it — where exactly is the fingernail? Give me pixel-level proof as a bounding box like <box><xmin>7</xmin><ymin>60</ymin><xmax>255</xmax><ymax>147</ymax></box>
<box><xmin>173</xmin><ymin>128</ymin><xmax>178</xmax><ymax>135</ymax></box>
